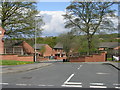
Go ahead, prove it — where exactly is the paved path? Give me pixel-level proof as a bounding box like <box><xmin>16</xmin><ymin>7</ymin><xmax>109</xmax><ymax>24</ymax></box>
<box><xmin>0</xmin><ymin>63</ymin><xmax>52</xmax><ymax>74</ymax></box>
<box><xmin>1</xmin><ymin>62</ymin><xmax>119</xmax><ymax>89</ymax></box>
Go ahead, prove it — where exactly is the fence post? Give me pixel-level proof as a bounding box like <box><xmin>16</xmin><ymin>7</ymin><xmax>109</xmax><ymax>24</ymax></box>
<box><xmin>106</xmin><ymin>54</ymin><xmax>107</xmax><ymax>61</ymax></box>
<box><xmin>112</xmin><ymin>54</ymin><xmax>113</xmax><ymax>61</ymax></box>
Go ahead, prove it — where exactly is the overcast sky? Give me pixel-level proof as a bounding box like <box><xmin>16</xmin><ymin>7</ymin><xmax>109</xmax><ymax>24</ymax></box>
<box><xmin>37</xmin><ymin>2</ymin><xmax>118</xmax><ymax>37</ymax></box>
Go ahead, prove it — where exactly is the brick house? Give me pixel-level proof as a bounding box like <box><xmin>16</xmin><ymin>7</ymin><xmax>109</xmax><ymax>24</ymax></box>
<box><xmin>53</xmin><ymin>43</ymin><xmax>66</xmax><ymax>58</ymax></box>
<box><xmin>0</xmin><ymin>27</ymin><xmax>5</xmax><ymax>54</ymax></box>
<box><xmin>98</xmin><ymin>42</ymin><xmax>119</xmax><ymax>56</ymax></box>
<box><xmin>4</xmin><ymin>40</ymin><xmax>34</xmax><ymax>55</ymax></box>
<box><xmin>34</xmin><ymin>44</ymin><xmax>53</xmax><ymax>57</ymax></box>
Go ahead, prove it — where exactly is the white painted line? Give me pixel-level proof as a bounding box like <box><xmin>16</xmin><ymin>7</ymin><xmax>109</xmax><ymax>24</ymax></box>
<box><xmin>96</xmin><ymin>72</ymin><xmax>110</xmax><ymax>75</ymax></box>
<box><xmin>65</xmin><ymin>82</ymin><xmax>82</xmax><ymax>85</ymax></box>
<box><xmin>115</xmin><ymin>87</ymin><xmax>120</xmax><ymax>89</ymax></box>
<box><xmin>90</xmin><ymin>83</ymin><xmax>104</xmax><ymax>85</ymax></box>
<box><xmin>90</xmin><ymin>86</ymin><xmax>107</xmax><ymax>88</ymax></box>
<box><xmin>64</xmin><ymin>74</ymin><xmax>74</xmax><ymax>84</ymax></box>
<box><xmin>47</xmin><ymin>85</ymin><xmax>54</xmax><ymax>86</ymax></box>
<box><xmin>62</xmin><ymin>84</ymin><xmax>82</xmax><ymax>87</ymax></box>
<box><xmin>113</xmin><ymin>83</ymin><xmax>120</xmax><ymax>86</ymax></box>
<box><xmin>78</xmin><ymin>65</ymin><xmax>82</xmax><ymax>70</ymax></box>
<box><xmin>0</xmin><ymin>83</ymin><xmax>9</xmax><ymax>85</ymax></box>
<box><xmin>28</xmin><ymin>84</ymin><xmax>32</xmax><ymax>86</ymax></box>
<box><xmin>16</xmin><ymin>84</ymin><xmax>27</xmax><ymax>86</ymax></box>
<box><xmin>38</xmin><ymin>85</ymin><xmax>46</xmax><ymax>86</ymax></box>
<box><xmin>38</xmin><ymin>84</ymin><xmax>54</xmax><ymax>87</ymax></box>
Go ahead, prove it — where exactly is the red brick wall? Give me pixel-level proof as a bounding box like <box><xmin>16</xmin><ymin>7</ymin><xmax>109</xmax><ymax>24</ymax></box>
<box><xmin>36</xmin><ymin>57</ymin><xmax>49</xmax><ymax>61</ymax></box>
<box><xmin>69</xmin><ymin>57</ymin><xmax>85</xmax><ymax>62</ymax></box>
<box><xmin>17</xmin><ymin>56</ymin><xmax>33</xmax><ymax>61</ymax></box>
<box><xmin>1</xmin><ymin>55</ymin><xmax>33</xmax><ymax>62</ymax></box>
<box><xmin>69</xmin><ymin>52</ymin><xmax>106</xmax><ymax>62</ymax></box>
<box><xmin>85</xmin><ymin>53</ymin><xmax>106</xmax><ymax>62</ymax></box>
<box><xmin>56</xmin><ymin>57</ymin><xmax>67</xmax><ymax>60</ymax></box>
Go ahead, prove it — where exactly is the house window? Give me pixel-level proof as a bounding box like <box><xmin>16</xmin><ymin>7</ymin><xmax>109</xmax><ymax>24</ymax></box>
<box><xmin>6</xmin><ymin>48</ymin><xmax>13</xmax><ymax>54</ymax></box>
<box><xmin>14</xmin><ymin>47</ymin><xmax>22</xmax><ymax>55</ymax></box>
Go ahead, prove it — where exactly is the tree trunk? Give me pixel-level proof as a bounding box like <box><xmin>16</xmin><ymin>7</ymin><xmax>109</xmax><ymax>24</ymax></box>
<box><xmin>87</xmin><ymin>37</ymin><xmax>92</xmax><ymax>55</ymax></box>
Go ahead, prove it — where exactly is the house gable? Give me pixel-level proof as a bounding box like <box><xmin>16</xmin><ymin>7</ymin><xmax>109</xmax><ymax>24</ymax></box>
<box><xmin>0</xmin><ymin>27</ymin><xmax>5</xmax><ymax>54</ymax></box>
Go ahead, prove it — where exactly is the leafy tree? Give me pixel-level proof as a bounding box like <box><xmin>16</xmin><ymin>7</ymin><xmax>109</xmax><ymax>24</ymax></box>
<box><xmin>58</xmin><ymin>32</ymin><xmax>75</xmax><ymax>56</ymax></box>
<box><xmin>36</xmin><ymin>37</ymin><xmax>57</xmax><ymax>48</ymax></box>
<box><xmin>39</xmin><ymin>46</ymin><xmax>46</xmax><ymax>56</ymax></box>
<box><xmin>0</xmin><ymin>1</ymin><xmax>43</xmax><ymax>38</ymax></box>
<box><xmin>63</xmin><ymin>2</ymin><xmax>117</xmax><ymax>55</ymax></box>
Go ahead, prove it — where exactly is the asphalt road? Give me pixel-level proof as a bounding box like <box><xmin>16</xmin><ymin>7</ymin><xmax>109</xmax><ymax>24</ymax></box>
<box><xmin>1</xmin><ymin>62</ymin><xmax>120</xmax><ymax>89</ymax></box>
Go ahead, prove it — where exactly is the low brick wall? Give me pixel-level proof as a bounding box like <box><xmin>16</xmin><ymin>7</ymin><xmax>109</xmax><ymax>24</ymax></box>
<box><xmin>0</xmin><ymin>55</ymin><xmax>33</xmax><ymax>62</ymax></box>
<box><xmin>56</xmin><ymin>57</ymin><xmax>67</xmax><ymax>60</ymax></box>
<box><xmin>69</xmin><ymin>52</ymin><xmax>106</xmax><ymax>62</ymax></box>
<box><xmin>69</xmin><ymin>56</ymin><xmax>85</xmax><ymax>62</ymax></box>
<box><xmin>36</xmin><ymin>57</ymin><xmax>49</xmax><ymax>61</ymax></box>
<box><xmin>85</xmin><ymin>53</ymin><xmax>106</xmax><ymax>62</ymax></box>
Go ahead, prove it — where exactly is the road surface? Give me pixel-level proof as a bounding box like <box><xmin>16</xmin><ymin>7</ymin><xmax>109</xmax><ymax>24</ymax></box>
<box><xmin>1</xmin><ymin>62</ymin><xmax>119</xmax><ymax>89</ymax></box>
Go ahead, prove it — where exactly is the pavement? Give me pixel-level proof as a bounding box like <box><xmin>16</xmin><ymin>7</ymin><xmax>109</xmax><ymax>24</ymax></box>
<box><xmin>0</xmin><ymin>63</ymin><xmax>52</xmax><ymax>74</ymax></box>
<box><xmin>102</xmin><ymin>61</ymin><xmax>120</xmax><ymax>70</ymax></box>
<box><xmin>0</xmin><ymin>60</ymin><xmax>119</xmax><ymax>74</ymax></box>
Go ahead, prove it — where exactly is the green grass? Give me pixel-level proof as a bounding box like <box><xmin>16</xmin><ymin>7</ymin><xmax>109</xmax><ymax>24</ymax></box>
<box><xmin>107</xmin><ymin>58</ymin><xmax>120</xmax><ymax>63</ymax></box>
<box><xmin>0</xmin><ymin>60</ymin><xmax>34</xmax><ymax>65</ymax></box>
<box><xmin>107</xmin><ymin>58</ymin><xmax>112</xmax><ymax>61</ymax></box>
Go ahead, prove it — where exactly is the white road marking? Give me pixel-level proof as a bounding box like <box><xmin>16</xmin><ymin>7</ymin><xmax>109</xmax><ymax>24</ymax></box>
<box><xmin>28</xmin><ymin>84</ymin><xmax>32</xmax><ymax>86</ymax></box>
<box><xmin>90</xmin><ymin>86</ymin><xmax>107</xmax><ymax>88</ymax></box>
<box><xmin>78</xmin><ymin>65</ymin><xmax>82</xmax><ymax>70</ymax></box>
<box><xmin>38</xmin><ymin>84</ymin><xmax>54</xmax><ymax>86</ymax></box>
<box><xmin>1</xmin><ymin>82</ymin><xmax>54</xmax><ymax>87</ymax></box>
<box><xmin>90</xmin><ymin>83</ymin><xmax>104</xmax><ymax>85</ymax></box>
<box><xmin>96</xmin><ymin>72</ymin><xmax>110</xmax><ymax>75</ymax></box>
<box><xmin>62</xmin><ymin>84</ymin><xmax>82</xmax><ymax>87</ymax></box>
<box><xmin>115</xmin><ymin>87</ymin><xmax>120</xmax><ymax>89</ymax></box>
<box><xmin>64</xmin><ymin>74</ymin><xmax>74</xmax><ymax>84</ymax></box>
<box><xmin>113</xmin><ymin>83</ymin><xmax>120</xmax><ymax>86</ymax></box>
<box><xmin>47</xmin><ymin>85</ymin><xmax>54</xmax><ymax>86</ymax></box>
<box><xmin>65</xmin><ymin>82</ymin><xmax>82</xmax><ymax>85</ymax></box>
<box><xmin>16</xmin><ymin>84</ymin><xmax>27</xmax><ymax>86</ymax></box>
<box><xmin>0</xmin><ymin>83</ymin><xmax>9</xmax><ymax>85</ymax></box>
<box><xmin>38</xmin><ymin>85</ymin><xmax>46</xmax><ymax>86</ymax></box>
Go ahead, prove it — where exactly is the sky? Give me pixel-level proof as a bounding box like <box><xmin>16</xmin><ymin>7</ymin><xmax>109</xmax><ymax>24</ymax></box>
<box><xmin>37</xmin><ymin>2</ymin><xmax>118</xmax><ymax>37</ymax></box>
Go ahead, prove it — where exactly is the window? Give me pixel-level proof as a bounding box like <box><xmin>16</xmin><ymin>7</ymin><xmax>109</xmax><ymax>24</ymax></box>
<box><xmin>6</xmin><ymin>48</ymin><xmax>13</xmax><ymax>54</ymax></box>
<box><xmin>14</xmin><ymin>47</ymin><xmax>22</xmax><ymax>55</ymax></box>
<box><xmin>5</xmin><ymin>47</ymin><xmax>23</xmax><ymax>55</ymax></box>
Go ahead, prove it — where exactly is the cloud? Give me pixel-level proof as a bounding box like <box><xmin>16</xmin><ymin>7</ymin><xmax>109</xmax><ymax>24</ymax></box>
<box><xmin>39</xmin><ymin>11</ymin><xmax>118</xmax><ymax>37</ymax></box>
<box><xmin>39</xmin><ymin>11</ymin><xmax>70</xmax><ymax>37</ymax></box>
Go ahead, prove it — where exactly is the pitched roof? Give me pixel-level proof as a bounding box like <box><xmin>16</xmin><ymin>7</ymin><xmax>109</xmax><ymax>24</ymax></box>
<box><xmin>4</xmin><ymin>40</ymin><xmax>23</xmax><ymax>48</ymax></box>
<box><xmin>53</xmin><ymin>43</ymin><xmax>63</xmax><ymax>49</ymax></box>
<box><xmin>4</xmin><ymin>40</ymin><xmax>34</xmax><ymax>54</ymax></box>
<box><xmin>99</xmin><ymin>42</ymin><xmax>119</xmax><ymax>48</ymax></box>
<box><xmin>33</xmin><ymin>44</ymin><xmax>47</xmax><ymax>50</ymax></box>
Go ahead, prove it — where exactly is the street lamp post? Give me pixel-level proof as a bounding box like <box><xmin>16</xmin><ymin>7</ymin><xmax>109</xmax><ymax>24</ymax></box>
<box><xmin>34</xmin><ymin>15</ymin><xmax>41</xmax><ymax>62</ymax></box>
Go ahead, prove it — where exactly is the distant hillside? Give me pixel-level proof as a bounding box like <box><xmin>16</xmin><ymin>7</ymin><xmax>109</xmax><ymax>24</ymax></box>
<box><xmin>5</xmin><ymin>33</ymin><xmax>119</xmax><ymax>48</ymax></box>
<box><xmin>97</xmin><ymin>33</ymin><xmax>119</xmax><ymax>42</ymax></box>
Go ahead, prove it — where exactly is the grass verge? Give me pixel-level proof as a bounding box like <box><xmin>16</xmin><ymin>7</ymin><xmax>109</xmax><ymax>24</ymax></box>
<box><xmin>0</xmin><ymin>60</ymin><xmax>34</xmax><ymax>65</ymax></box>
